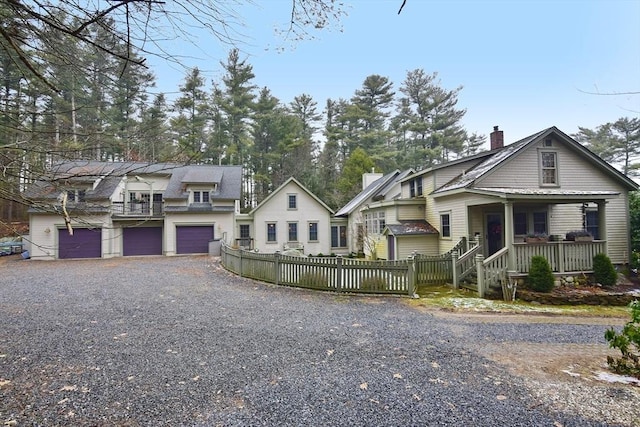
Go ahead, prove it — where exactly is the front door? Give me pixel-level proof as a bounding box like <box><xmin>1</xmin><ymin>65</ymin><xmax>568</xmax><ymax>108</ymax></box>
<box><xmin>486</xmin><ymin>213</ymin><xmax>503</xmax><ymax>256</ymax></box>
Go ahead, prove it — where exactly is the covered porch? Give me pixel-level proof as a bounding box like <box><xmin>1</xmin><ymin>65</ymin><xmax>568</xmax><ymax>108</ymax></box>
<box><xmin>458</xmin><ymin>188</ymin><xmax>620</xmax><ymax>293</ymax></box>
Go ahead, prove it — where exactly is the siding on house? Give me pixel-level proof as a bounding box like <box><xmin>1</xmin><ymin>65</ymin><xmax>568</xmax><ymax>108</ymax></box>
<box><xmin>251</xmin><ymin>180</ymin><xmax>333</xmax><ymax>255</ymax></box>
<box><xmin>29</xmin><ymin>213</ymin><xmax>112</xmax><ymax>259</ymax></box>
<box><xmin>476</xmin><ymin>137</ymin><xmax>632</xmax><ymax>263</ymax></box>
<box><xmin>396</xmin><ymin>203</ymin><xmax>425</xmax><ymax>221</ymax></box>
<box><xmin>396</xmin><ymin>235</ymin><xmax>439</xmax><ymax>258</ymax></box>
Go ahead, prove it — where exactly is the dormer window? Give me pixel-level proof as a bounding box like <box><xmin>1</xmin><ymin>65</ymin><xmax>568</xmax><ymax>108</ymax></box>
<box><xmin>540</xmin><ymin>151</ymin><xmax>558</xmax><ymax>186</ymax></box>
<box><xmin>409</xmin><ymin>178</ymin><xmax>423</xmax><ymax>197</ymax></box>
<box><xmin>193</xmin><ymin>191</ymin><xmax>210</xmax><ymax>203</ymax></box>
<box><xmin>66</xmin><ymin>189</ymin><xmax>86</xmax><ymax>202</ymax></box>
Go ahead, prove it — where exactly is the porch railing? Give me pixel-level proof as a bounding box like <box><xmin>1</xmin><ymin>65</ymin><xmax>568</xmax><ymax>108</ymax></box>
<box><xmin>452</xmin><ymin>237</ymin><xmax>481</xmax><ymax>288</ymax></box>
<box><xmin>111</xmin><ymin>201</ymin><xmax>163</xmax><ymax>217</ymax></box>
<box><xmin>513</xmin><ymin>240</ymin><xmax>606</xmax><ymax>274</ymax></box>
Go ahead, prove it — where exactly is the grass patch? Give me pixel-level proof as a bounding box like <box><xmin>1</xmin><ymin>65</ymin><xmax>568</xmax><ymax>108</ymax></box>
<box><xmin>413</xmin><ymin>284</ymin><xmax>630</xmax><ymax>317</ymax></box>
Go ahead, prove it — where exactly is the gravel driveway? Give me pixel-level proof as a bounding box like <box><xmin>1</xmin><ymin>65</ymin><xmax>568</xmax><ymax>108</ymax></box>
<box><xmin>1</xmin><ymin>256</ymin><xmax>638</xmax><ymax>426</ymax></box>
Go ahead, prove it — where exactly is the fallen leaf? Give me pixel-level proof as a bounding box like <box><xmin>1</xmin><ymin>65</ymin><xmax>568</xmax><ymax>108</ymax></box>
<box><xmin>0</xmin><ymin>379</ymin><xmax>11</xmax><ymax>387</ymax></box>
<box><xmin>496</xmin><ymin>395</ymin><xmax>507</xmax><ymax>401</ymax></box>
<box><xmin>352</xmin><ymin>323</ymin><xmax>362</xmax><ymax>328</ymax></box>
<box><xmin>554</xmin><ymin>422</ymin><xmax>564</xmax><ymax>427</ymax></box>
<box><xmin>431</xmin><ymin>361</ymin><xmax>440</xmax><ymax>368</ymax></box>
<box><xmin>192</xmin><ymin>376</ymin><xmax>200</xmax><ymax>381</ymax></box>
<box><xmin>413</xmin><ymin>394</ymin><xmax>421</xmax><ymax>401</ymax></box>
<box><xmin>326</xmin><ymin>349</ymin><xmax>334</xmax><ymax>356</ymax></box>
<box><xmin>360</xmin><ymin>382</ymin><xmax>368</xmax><ymax>390</ymax></box>
<box><xmin>127</xmin><ymin>376</ymin><xmax>135</xmax><ymax>381</ymax></box>
<box><xmin>393</xmin><ymin>373</ymin><xmax>403</xmax><ymax>379</ymax></box>
<box><xmin>60</xmin><ymin>385</ymin><xmax>77</xmax><ymax>392</ymax></box>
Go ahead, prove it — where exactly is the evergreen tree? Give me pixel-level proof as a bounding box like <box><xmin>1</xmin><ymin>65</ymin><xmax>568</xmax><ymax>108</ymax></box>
<box><xmin>336</xmin><ymin>147</ymin><xmax>375</xmax><ymax>206</ymax></box>
<box><xmin>218</xmin><ymin>49</ymin><xmax>257</xmax><ymax>210</ymax></box>
<box><xmin>574</xmin><ymin>117</ymin><xmax>640</xmax><ymax>176</ymax></box>
<box><xmin>398</xmin><ymin>69</ymin><xmax>467</xmax><ymax>168</ymax></box>
<box><xmin>350</xmin><ymin>75</ymin><xmax>395</xmax><ymax>157</ymax></box>
<box><xmin>171</xmin><ymin>67</ymin><xmax>210</xmax><ymax>162</ymax></box>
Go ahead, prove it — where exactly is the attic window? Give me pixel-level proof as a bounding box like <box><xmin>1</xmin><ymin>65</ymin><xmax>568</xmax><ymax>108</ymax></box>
<box><xmin>544</xmin><ymin>138</ymin><xmax>553</xmax><ymax>147</ymax></box>
<box><xmin>540</xmin><ymin>151</ymin><xmax>558</xmax><ymax>186</ymax></box>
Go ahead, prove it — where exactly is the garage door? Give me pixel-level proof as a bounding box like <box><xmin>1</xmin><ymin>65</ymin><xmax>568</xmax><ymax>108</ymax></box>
<box><xmin>58</xmin><ymin>228</ymin><xmax>102</xmax><ymax>259</ymax></box>
<box><xmin>123</xmin><ymin>227</ymin><xmax>163</xmax><ymax>256</ymax></box>
<box><xmin>176</xmin><ymin>225</ymin><xmax>213</xmax><ymax>254</ymax></box>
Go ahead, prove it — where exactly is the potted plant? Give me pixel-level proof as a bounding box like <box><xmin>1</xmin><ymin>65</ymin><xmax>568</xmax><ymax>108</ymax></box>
<box><xmin>565</xmin><ymin>229</ymin><xmax>593</xmax><ymax>242</ymax></box>
<box><xmin>525</xmin><ymin>232</ymin><xmax>548</xmax><ymax>243</ymax></box>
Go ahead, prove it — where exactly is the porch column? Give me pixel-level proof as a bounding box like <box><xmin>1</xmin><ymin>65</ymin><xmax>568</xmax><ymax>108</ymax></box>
<box><xmin>597</xmin><ymin>200</ymin><xmax>608</xmax><ymax>253</ymax></box>
<box><xmin>503</xmin><ymin>201</ymin><xmax>515</xmax><ymax>270</ymax></box>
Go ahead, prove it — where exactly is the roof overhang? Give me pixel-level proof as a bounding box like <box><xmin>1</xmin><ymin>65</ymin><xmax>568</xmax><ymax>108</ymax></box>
<box><xmin>468</xmin><ymin>187</ymin><xmax>620</xmax><ymax>202</ymax></box>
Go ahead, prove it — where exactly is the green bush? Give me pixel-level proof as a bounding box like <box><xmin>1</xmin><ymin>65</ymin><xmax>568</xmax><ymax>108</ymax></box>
<box><xmin>298</xmin><ymin>272</ymin><xmax>328</xmax><ymax>288</ymax></box>
<box><xmin>360</xmin><ymin>276</ymin><xmax>387</xmax><ymax>292</ymax></box>
<box><xmin>593</xmin><ymin>253</ymin><xmax>617</xmax><ymax>288</ymax></box>
<box><xmin>605</xmin><ymin>300</ymin><xmax>640</xmax><ymax>379</ymax></box>
<box><xmin>527</xmin><ymin>255</ymin><xmax>555</xmax><ymax>292</ymax></box>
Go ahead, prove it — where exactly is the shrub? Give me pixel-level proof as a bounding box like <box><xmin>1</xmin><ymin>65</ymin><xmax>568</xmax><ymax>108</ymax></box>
<box><xmin>605</xmin><ymin>300</ymin><xmax>640</xmax><ymax>379</ymax></box>
<box><xmin>593</xmin><ymin>253</ymin><xmax>617</xmax><ymax>287</ymax></box>
<box><xmin>298</xmin><ymin>272</ymin><xmax>328</xmax><ymax>288</ymax></box>
<box><xmin>360</xmin><ymin>276</ymin><xmax>387</xmax><ymax>292</ymax></box>
<box><xmin>527</xmin><ymin>255</ymin><xmax>555</xmax><ymax>292</ymax></box>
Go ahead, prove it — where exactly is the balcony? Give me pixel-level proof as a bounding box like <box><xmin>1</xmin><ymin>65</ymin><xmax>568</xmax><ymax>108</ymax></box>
<box><xmin>112</xmin><ymin>201</ymin><xmax>164</xmax><ymax>217</ymax></box>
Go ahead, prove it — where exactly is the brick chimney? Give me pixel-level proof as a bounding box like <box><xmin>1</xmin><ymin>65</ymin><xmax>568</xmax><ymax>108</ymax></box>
<box><xmin>490</xmin><ymin>126</ymin><xmax>504</xmax><ymax>150</ymax></box>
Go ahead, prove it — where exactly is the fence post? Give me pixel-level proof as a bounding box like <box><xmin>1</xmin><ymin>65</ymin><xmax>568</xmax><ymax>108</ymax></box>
<box><xmin>557</xmin><ymin>241</ymin><xmax>565</xmax><ymax>274</ymax></box>
<box><xmin>274</xmin><ymin>251</ymin><xmax>281</xmax><ymax>286</ymax></box>
<box><xmin>408</xmin><ymin>255</ymin><xmax>417</xmax><ymax>297</ymax></box>
<box><xmin>239</xmin><ymin>249</ymin><xmax>243</xmax><ymax>278</ymax></box>
<box><xmin>475</xmin><ymin>253</ymin><xmax>485</xmax><ymax>298</ymax></box>
<box><xmin>451</xmin><ymin>250</ymin><xmax>459</xmax><ymax>289</ymax></box>
<box><xmin>336</xmin><ymin>255</ymin><xmax>343</xmax><ymax>292</ymax></box>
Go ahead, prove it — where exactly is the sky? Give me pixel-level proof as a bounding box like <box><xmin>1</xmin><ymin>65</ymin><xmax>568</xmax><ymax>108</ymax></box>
<box><xmin>146</xmin><ymin>0</ymin><xmax>640</xmax><ymax>149</ymax></box>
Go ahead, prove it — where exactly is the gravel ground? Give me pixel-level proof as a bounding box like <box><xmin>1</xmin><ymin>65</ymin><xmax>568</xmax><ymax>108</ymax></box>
<box><xmin>1</xmin><ymin>255</ymin><xmax>638</xmax><ymax>426</ymax></box>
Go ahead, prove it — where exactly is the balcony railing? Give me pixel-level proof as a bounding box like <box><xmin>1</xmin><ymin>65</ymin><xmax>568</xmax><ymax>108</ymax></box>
<box><xmin>112</xmin><ymin>201</ymin><xmax>163</xmax><ymax>217</ymax></box>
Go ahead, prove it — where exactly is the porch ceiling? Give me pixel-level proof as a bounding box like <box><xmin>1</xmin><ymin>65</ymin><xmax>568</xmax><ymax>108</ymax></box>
<box><xmin>467</xmin><ymin>187</ymin><xmax>619</xmax><ymax>202</ymax></box>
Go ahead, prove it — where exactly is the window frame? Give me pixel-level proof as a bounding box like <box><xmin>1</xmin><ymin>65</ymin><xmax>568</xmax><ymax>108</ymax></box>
<box><xmin>193</xmin><ymin>190</ymin><xmax>210</xmax><ymax>204</ymax></box>
<box><xmin>440</xmin><ymin>212</ymin><xmax>451</xmax><ymax>239</ymax></box>
<box><xmin>532</xmin><ymin>211</ymin><xmax>548</xmax><ymax>234</ymax></box>
<box><xmin>239</xmin><ymin>224</ymin><xmax>250</xmax><ymax>239</ymax></box>
<box><xmin>287</xmin><ymin>194</ymin><xmax>297</xmax><ymax>210</ymax></box>
<box><xmin>266</xmin><ymin>222</ymin><xmax>277</xmax><ymax>243</ymax></box>
<box><xmin>539</xmin><ymin>150</ymin><xmax>559</xmax><ymax>187</ymax></box>
<box><xmin>331</xmin><ymin>225</ymin><xmax>347</xmax><ymax>248</ymax></box>
<box><xmin>288</xmin><ymin>222</ymin><xmax>298</xmax><ymax>242</ymax></box>
<box><xmin>308</xmin><ymin>222</ymin><xmax>318</xmax><ymax>242</ymax></box>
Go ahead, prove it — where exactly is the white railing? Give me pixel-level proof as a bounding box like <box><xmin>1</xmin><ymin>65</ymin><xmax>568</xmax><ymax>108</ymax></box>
<box><xmin>513</xmin><ymin>240</ymin><xmax>606</xmax><ymax>273</ymax></box>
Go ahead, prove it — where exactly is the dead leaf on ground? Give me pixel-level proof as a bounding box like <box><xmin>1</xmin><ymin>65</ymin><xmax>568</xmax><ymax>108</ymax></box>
<box><xmin>360</xmin><ymin>382</ymin><xmax>368</xmax><ymax>390</ymax></box>
<box><xmin>393</xmin><ymin>373</ymin><xmax>403</xmax><ymax>379</ymax></box>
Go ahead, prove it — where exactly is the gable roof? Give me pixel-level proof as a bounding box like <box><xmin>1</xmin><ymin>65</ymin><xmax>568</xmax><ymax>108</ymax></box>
<box><xmin>25</xmin><ymin>161</ymin><xmax>242</xmax><ymax>201</ymax></box>
<box><xmin>335</xmin><ymin>169</ymin><xmax>413</xmax><ymax>217</ymax></box>
<box><xmin>248</xmin><ymin>177</ymin><xmax>334</xmax><ymax>216</ymax></box>
<box><xmin>433</xmin><ymin>126</ymin><xmax>638</xmax><ymax>196</ymax></box>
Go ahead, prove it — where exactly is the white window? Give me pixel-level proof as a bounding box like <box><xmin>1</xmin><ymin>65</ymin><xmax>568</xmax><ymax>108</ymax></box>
<box><xmin>440</xmin><ymin>213</ymin><xmax>451</xmax><ymax>238</ymax></box>
<box><xmin>288</xmin><ymin>222</ymin><xmax>298</xmax><ymax>241</ymax></box>
<box><xmin>540</xmin><ymin>151</ymin><xmax>558</xmax><ymax>185</ymax></box>
<box><xmin>267</xmin><ymin>223</ymin><xmax>277</xmax><ymax>242</ymax></box>
<box><xmin>193</xmin><ymin>191</ymin><xmax>210</xmax><ymax>203</ymax></box>
<box><xmin>308</xmin><ymin>222</ymin><xmax>318</xmax><ymax>242</ymax></box>
<box><xmin>331</xmin><ymin>225</ymin><xmax>347</xmax><ymax>248</ymax></box>
<box><xmin>288</xmin><ymin>194</ymin><xmax>297</xmax><ymax>210</ymax></box>
<box><xmin>364</xmin><ymin>211</ymin><xmax>386</xmax><ymax>235</ymax></box>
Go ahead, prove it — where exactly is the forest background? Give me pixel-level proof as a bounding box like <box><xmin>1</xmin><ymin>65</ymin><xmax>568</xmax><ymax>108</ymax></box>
<box><xmin>0</xmin><ymin>1</ymin><xmax>638</xmax><ymax>241</ymax></box>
